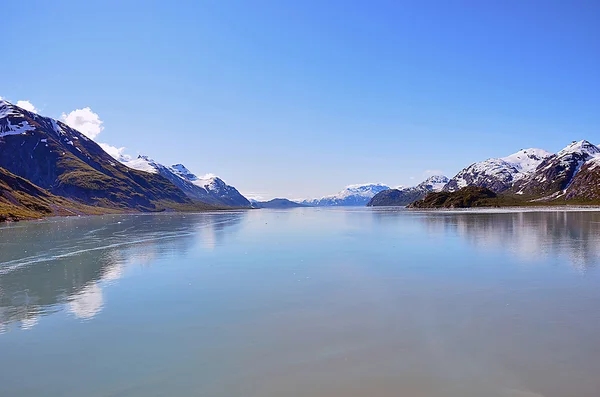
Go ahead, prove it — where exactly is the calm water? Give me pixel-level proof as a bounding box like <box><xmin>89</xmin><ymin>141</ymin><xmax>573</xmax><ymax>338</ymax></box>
<box><xmin>1</xmin><ymin>208</ymin><xmax>600</xmax><ymax>397</ymax></box>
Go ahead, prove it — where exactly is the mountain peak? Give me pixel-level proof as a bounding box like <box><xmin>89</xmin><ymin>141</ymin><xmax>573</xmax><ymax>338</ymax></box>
<box><xmin>444</xmin><ymin>147</ymin><xmax>552</xmax><ymax>193</ymax></box>
<box><xmin>120</xmin><ymin>158</ymin><xmax>249</xmax><ymax>206</ymax></box>
<box><xmin>171</xmin><ymin>163</ymin><xmax>191</xmax><ymax>173</ymax></box>
<box><xmin>512</xmin><ymin>140</ymin><xmax>600</xmax><ymax>196</ymax></box>
<box><xmin>345</xmin><ymin>182</ymin><xmax>387</xmax><ymax>188</ymax></box>
<box><xmin>123</xmin><ymin>155</ymin><xmax>159</xmax><ymax>173</ymax></box>
<box><xmin>500</xmin><ymin>148</ymin><xmax>552</xmax><ymax>174</ymax></box>
<box><xmin>418</xmin><ymin>175</ymin><xmax>449</xmax><ymax>191</ymax></box>
<box><xmin>0</xmin><ymin>100</ymin><xmax>38</xmax><ymax>137</ymax></box>
<box><xmin>0</xmin><ymin>98</ymin><xmax>11</xmax><ymax>113</ymax></box>
<box><xmin>557</xmin><ymin>140</ymin><xmax>600</xmax><ymax>158</ymax></box>
<box><xmin>170</xmin><ymin>163</ymin><xmax>202</xmax><ymax>184</ymax></box>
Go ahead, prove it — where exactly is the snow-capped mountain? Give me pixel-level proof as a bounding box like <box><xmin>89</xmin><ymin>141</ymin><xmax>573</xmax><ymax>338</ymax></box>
<box><xmin>0</xmin><ymin>99</ymin><xmax>192</xmax><ymax>210</ymax></box>
<box><xmin>367</xmin><ymin>175</ymin><xmax>449</xmax><ymax>206</ymax></box>
<box><xmin>123</xmin><ymin>156</ymin><xmax>250</xmax><ymax>207</ymax></box>
<box><xmin>444</xmin><ymin>148</ymin><xmax>552</xmax><ymax>193</ymax></box>
<box><xmin>301</xmin><ymin>183</ymin><xmax>391</xmax><ymax>206</ymax></box>
<box><xmin>511</xmin><ymin>140</ymin><xmax>600</xmax><ymax>198</ymax></box>
<box><xmin>171</xmin><ymin>163</ymin><xmax>251</xmax><ymax>207</ymax></box>
<box><xmin>418</xmin><ymin>175</ymin><xmax>449</xmax><ymax>192</ymax></box>
<box><xmin>563</xmin><ymin>155</ymin><xmax>600</xmax><ymax>201</ymax></box>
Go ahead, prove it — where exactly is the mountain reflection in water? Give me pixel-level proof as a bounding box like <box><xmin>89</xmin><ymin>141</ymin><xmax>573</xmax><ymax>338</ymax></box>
<box><xmin>0</xmin><ymin>212</ymin><xmax>246</xmax><ymax>331</ymax></box>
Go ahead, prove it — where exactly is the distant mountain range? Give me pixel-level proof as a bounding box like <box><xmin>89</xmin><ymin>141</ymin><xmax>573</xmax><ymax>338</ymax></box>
<box><xmin>367</xmin><ymin>175</ymin><xmax>449</xmax><ymax>206</ymax></box>
<box><xmin>300</xmin><ymin>183</ymin><xmax>391</xmax><ymax>206</ymax></box>
<box><xmin>251</xmin><ymin>198</ymin><xmax>309</xmax><ymax>209</ymax></box>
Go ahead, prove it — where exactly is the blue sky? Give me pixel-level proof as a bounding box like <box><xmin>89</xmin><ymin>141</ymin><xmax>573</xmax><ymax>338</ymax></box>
<box><xmin>2</xmin><ymin>0</ymin><xmax>599</xmax><ymax>199</ymax></box>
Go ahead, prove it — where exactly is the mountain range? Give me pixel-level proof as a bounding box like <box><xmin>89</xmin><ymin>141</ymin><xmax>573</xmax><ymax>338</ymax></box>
<box><xmin>0</xmin><ymin>99</ymin><xmax>248</xmax><ymax>220</ymax></box>
<box><xmin>300</xmin><ymin>183</ymin><xmax>391</xmax><ymax>206</ymax></box>
<box><xmin>412</xmin><ymin>140</ymin><xmax>600</xmax><ymax>208</ymax></box>
<box><xmin>251</xmin><ymin>198</ymin><xmax>309</xmax><ymax>209</ymax></box>
<box><xmin>2</xmin><ymin>98</ymin><xmax>600</xmax><ymax>220</ymax></box>
<box><xmin>122</xmin><ymin>156</ymin><xmax>250</xmax><ymax>207</ymax></box>
<box><xmin>367</xmin><ymin>175</ymin><xmax>449</xmax><ymax>206</ymax></box>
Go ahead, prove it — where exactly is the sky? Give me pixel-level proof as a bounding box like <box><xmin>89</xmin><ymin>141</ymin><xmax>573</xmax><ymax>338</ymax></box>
<box><xmin>2</xmin><ymin>0</ymin><xmax>599</xmax><ymax>200</ymax></box>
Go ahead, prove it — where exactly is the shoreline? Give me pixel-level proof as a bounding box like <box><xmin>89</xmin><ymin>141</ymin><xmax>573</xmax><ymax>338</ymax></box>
<box><xmin>0</xmin><ymin>206</ymin><xmax>254</xmax><ymax>224</ymax></box>
<box><xmin>370</xmin><ymin>204</ymin><xmax>600</xmax><ymax>213</ymax></box>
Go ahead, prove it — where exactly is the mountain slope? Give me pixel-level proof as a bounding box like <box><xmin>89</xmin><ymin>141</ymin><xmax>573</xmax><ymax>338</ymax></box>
<box><xmin>0</xmin><ymin>99</ymin><xmax>197</xmax><ymax>211</ymax></box>
<box><xmin>408</xmin><ymin>187</ymin><xmax>501</xmax><ymax>208</ymax></box>
<box><xmin>444</xmin><ymin>149</ymin><xmax>551</xmax><ymax>193</ymax></box>
<box><xmin>511</xmin><ymin>140</ymin><xmax>600</xmax><ymax>198</ymax></box>
<box><xmin>367</xmin><ymin>175</ymin><xmax>449</xmax><ymax>206</ymax></box>
<box><xmin>302</xmin><ymin>183</ymin><xmax>391</xmax><ymax>206</ymax></box>
<box><xmin>0</xmin><ymin>166</ymin><xmax>115</xmax><ymax>221</ymax></box>
<box><xmin>122</xmin><ymin>157</ymin><xmax>250</xmax><ymax>207</ymax></box>
<box><xmin>563</xmin><ymin>158</ymin><xmax>600</xmax><ymax>201</ymax></box>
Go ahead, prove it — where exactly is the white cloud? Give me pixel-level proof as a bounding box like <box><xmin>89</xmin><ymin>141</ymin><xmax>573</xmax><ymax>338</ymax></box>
<box><xmin>60</xmin><ymin>107</ymin><xmax>104</xmax><ymax>139</ymax></box>
<box><xmin>99</xmin><ymin>142</ymin><xmax>131</xmax><ymax>161</ymax></box>
<box><xmin>424</xmin><ymin>169</ymin><xmax>445</xmax><ymax>176</ymax></box>
<box><xmin>59</xmin><ymin>106</ymin><xmax>130</xmax><ymax>161</ymax></box>
<box><xmin>16</xmin><ymin>100</ymin><xmax>38</xmax><ymax>113</ymax></box>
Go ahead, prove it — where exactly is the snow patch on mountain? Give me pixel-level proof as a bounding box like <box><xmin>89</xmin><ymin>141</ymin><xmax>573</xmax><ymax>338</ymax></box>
<box><xmin>0</xmin><ymin>100</ymin><xmax>18</xmax><ymax>119</ymax></box>
<box><xmin>501</xmin><ymin>148</ymin><xmax>553</xmax><ymax>174</ymax></box>
<box><xmin>0</xmin><ymin>100</ymin><xmax>36</xmax><ymax>137</ymax></box>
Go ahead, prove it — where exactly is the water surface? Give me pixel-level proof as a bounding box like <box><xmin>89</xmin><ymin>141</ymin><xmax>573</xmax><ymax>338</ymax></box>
<box><xmin>1</xmin><ymin>208</ymin><xmax>600</xmax><ymax>397</ymax></box>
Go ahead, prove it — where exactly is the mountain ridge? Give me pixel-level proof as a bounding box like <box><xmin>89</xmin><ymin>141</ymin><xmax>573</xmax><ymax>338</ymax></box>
<box><xmin>0</xmin><ymin>100</ymin><xmax>219</xmax><ymax>213</ymax></box>
<box><xmin>122</xmin><ymin>156</ymin><xmax>251</xmax><ymax>207</ymax></box>
<box><xmin>443</xmin><ymin>148</ymin><xmax>552</xmax><ymax>193</ymax></box>
<box><xmin>510</xmin><ymin>140</ymin><xmax>600</xmax><ymax>198</ymax></box>
<box><xmin>367</xmin><ymin>175</ymin><xmax>449</xmax><ymax>207</ymax></box>
<box><xmin>251</xmin><ymin>198</ymin><xmax>309</xmax><ymax>209</ymax></box>
<box><xmin>301</xmin><ymin>183</ymin><xmax>391</xmax><ymax>206</ymax></box>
